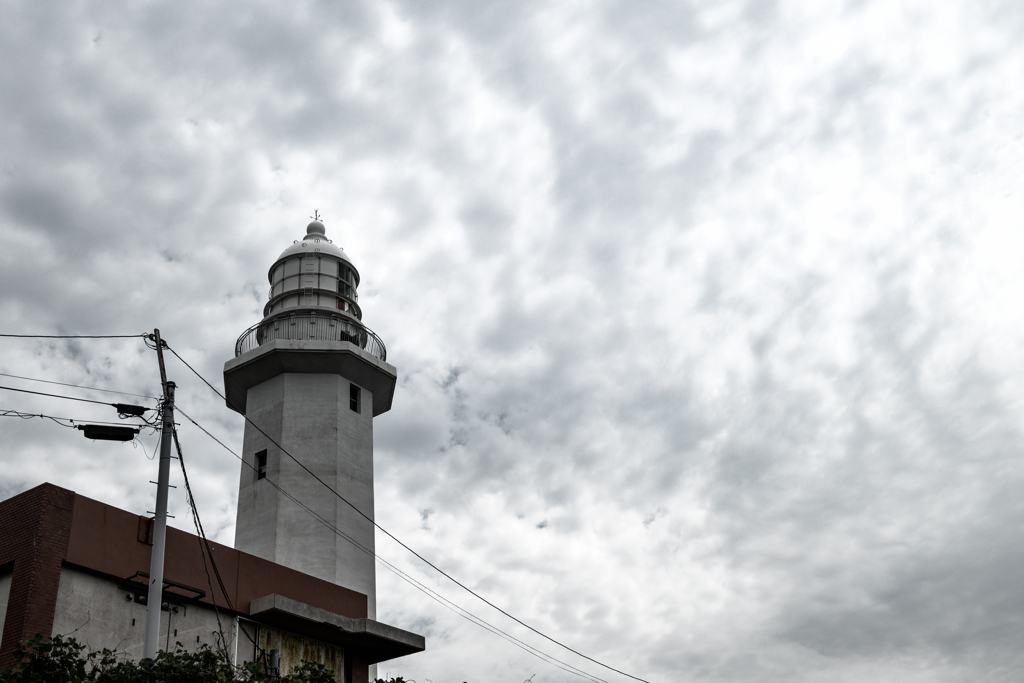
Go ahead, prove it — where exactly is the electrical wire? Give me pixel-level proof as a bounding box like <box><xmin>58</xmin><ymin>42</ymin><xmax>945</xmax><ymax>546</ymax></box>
<box><xmin>0</xmin><ymin>408</ymin><xmax>78</xmax><ymax>428</ymax></box>
<box><xmin>0</xmin><ymin>384</ymin><xmax>121</xmax><ymax>406</ymax></box>
<box><xmin>1</xmin><ymin>407</ymin><xmax>156</xmax><ymax>459</ymax></box>
<box><xmin>175</xmin><ymin>428</ymin><xmax>236</xmax><ymax>612</ymax></box>
<box><xmin>0</xmin><ymin>372</ymin><xmax>158</xmax><ymax>400</ymax></box>
<box><xmin>171</xmin><ymin>427</ymin><xmax>233</xmax><ymax>665</ymax></box>
<box><xmin>167</xmin><ymin>345</ymin><xmax>650</xmax><ymax>683</ymax></box>
<box><xmin>175</xmin><ymin>406</ymin><xmax>608</xmax><ymax>683</ymax></box>
<box><xmin>0</xmin><ymin>333</ymin><xmax>148</xmax><ymax>339</ymax></box>
<box><xmin>171</xmin><ymin>412</ymin><xmax>613</xmax><ymax>683</ymax></box>
<box><xmin>0</xmin><ymin>385</ymin><xmax>154</xmax><ymax>426</ymax></box>
<box><xmin>172</xmin><ymin>427</ymin><xmax>276</xmax><ymax>675</ymax></box>
<box><xmin>133</xmin><ymin>434</ymin><xmax>156</xmax><ymax>460</ymax></box>
<box><xmin>0</xmin><ymin>408</ymin><xmax>158</xmax><ymax>431</ymax></box>
<box><xmin>174</xmin><ymin>405</ymin><xmax>608</xmax><ymax>683</ymax></box>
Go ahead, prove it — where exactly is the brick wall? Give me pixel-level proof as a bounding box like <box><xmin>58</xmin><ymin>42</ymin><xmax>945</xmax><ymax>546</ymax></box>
<box><xmin>0</xmin><ymin>484</ymin><xmax>392</xmax><ymax>679</ymax></box>
<box><xmin>0</xmin><ymin>483</ymin><xmax>75</xmax><ymax>669</ymax></box>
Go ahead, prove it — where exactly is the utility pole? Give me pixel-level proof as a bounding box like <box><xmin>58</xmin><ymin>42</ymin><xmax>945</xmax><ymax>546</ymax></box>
<box><xmin>144</xmin><ymin>328</ymin><xmax>175</xmax><ymax>660</ymax></box>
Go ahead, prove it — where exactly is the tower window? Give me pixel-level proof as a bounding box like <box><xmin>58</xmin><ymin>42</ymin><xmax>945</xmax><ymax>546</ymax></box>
<box><xmin>350</xmin><ymin>384</ymin><xmax>360</xmax><ymax>413</ymax></box>
<box><xmin>255</xmin><ymin>450</ymin><xmax>267</xmax><ymax>480</ymax></box>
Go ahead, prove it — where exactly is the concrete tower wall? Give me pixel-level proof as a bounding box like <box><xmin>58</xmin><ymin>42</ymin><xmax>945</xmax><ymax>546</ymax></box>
<box><xmin>235</xmin><ymin>373</ymin><xmax>376</xmax><ymax>619</ymax></box>
<box><xmin>228</xmin><ymin>222</ymin><xmax>395</xmax><ymax>648</ymax></box>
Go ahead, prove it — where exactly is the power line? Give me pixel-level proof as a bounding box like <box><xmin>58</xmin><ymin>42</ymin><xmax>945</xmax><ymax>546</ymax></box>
<box><xmin>177</xmin><ymin>405</ymin><xmax>606</xmax><ymax>683</ymax></box>
<box><xmin>171</xmin><ymin>347</ymin><xmax>635</xmax><ymax>682</ymax></box>
<box><xmin>173</xmin><ymin>426</ymin><xmax>235</xmax><ymax>610</ymax></box>
<box><xmin>0</xmin><ymin>372</ymin><xmax>158</xmax><ymax>400</ymax></box>
<box><xmin>0</xmin><ymin>385</ymin><xmax>153</xmax><ymax>416</ymax></box>
<box><xmin>0</xmin><ymin>408</ymin><xmax>157</xmax><ymax>430</ymax></box>
<box><xmin>0</xmin><ymin>333</ymin><xmax>147</xmax><ymax>339</ymax></box>
<box><xmin>1</xmin><ymin>408</ymin><xmax>77</xmax><ymax>429</ymax></box>
<box><xmin>0</xmin><ymin>384</ymin><xmax>116</xmax><ymax>406</ymax></box>
<box><xmin>167</xmin><ymin>346</ymin><xmax>649</xmax><ymax>683</ymax></box>
<box><xmin>174</xmin><ymin>405</ymin><xmax>608</xmax><ymax>683</ymax></box>
<box><xmin>171</xmin><ymin>426</ymin><xmax>233</xmax><ymax>665</ymax></box>
<box><xmin>168</xmin><ymin>410</ymin><xmax>278</xmax><ymax>669</ymax></box>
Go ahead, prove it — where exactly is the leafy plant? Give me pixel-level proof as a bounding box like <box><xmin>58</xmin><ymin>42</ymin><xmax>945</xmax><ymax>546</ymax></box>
<box><xmin>0</xmin><ymin>635</ymin><xmax>381</xmax><ymax>683</ymax></box>
<box><xmin>0</xmin><ymin>634</ymin><xmax>93</xmax><ymax>683</ymax></box>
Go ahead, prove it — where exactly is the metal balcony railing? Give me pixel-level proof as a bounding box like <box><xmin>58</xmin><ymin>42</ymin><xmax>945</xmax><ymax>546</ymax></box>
<box><xmin>235</xmin><ymin>312</ymin><xmax>387</xmax><ymax>361</ymax></box>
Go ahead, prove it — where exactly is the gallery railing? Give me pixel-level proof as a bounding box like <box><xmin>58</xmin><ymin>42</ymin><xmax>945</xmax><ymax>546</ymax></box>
<box><xmin>235</xmin><ymin>312</ymin><xmax>387</xmax><ymax>361</ymax></box>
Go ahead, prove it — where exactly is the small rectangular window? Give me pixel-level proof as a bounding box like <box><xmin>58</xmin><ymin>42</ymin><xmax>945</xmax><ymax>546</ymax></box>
<box><xmin>255</xmin><ymin>450</ymin><xmax>267</xmax><ymax>480</ymax></box>
<box><xmin>350</xmin><ymin>384</ymin><xmax>360</xmax><ymax>413</ymax></box>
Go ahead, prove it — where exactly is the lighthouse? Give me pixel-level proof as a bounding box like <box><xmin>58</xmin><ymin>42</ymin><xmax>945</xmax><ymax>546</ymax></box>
<box><xmin>223</xmin><ymin>219</ymin><xmax>396</xmax><ymax>621</ymax></box>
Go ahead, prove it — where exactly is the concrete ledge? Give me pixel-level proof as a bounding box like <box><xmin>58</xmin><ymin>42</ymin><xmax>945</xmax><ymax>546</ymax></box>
<box><xmin>223</xmin><ymin>340</ymin><xmax>398</xmax><ymax>416</ymax></box>
<box><xmin>249</xmin><ymin>594</ymin><xmax>425</xmax><ymax>664</ymax></box>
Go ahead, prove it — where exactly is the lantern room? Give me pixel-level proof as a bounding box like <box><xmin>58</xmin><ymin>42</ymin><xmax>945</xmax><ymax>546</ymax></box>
<box><xmin>263</xmin><ymin>220</ymin><xmax>362</xmax><ymax>319</ymax></box>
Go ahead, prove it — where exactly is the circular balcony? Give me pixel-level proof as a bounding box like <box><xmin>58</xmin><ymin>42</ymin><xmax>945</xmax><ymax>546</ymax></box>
<box><xmin>235</xmin><ymin>312</ymin><xmax>387</xmax><ymax>362</ymax></box>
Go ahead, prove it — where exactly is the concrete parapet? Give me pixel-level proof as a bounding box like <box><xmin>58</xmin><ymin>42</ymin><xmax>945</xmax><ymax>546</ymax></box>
<box><xmin>250</xmin><ymin>594</ymin><xmax>425</xmax><ymax>664</ymax></box>
<box><xmin>224</xmin><ymin>339</ymin><xmax>397</xmax><ymax>417</ymax></box>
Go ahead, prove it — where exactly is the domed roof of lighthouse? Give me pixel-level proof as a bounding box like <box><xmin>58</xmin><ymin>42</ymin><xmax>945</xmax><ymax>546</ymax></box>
<box><xmin>275</xmin><ymin>220</ymin><xmax>353</xmax><ymax>263</ymax></box>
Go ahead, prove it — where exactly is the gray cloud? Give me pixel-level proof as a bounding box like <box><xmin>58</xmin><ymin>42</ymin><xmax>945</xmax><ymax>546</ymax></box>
<box><xmin>2</xmin><ymin>0</ymin><xmax>1024</xmax><ymax>681</ymax></box>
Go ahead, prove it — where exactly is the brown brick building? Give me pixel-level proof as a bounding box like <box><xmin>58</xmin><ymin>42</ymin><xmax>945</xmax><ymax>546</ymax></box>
<box><xmin>0</xmin><ymin>483</ymin><xmax>423</xmax><ymax>682</ymax></box>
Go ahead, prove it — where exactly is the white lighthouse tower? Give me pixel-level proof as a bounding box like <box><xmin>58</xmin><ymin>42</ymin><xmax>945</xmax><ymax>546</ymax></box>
<box><xmin>224</xmin><ymin>219</ymin><xmax>396</xmax><ymax>621</ymax></box>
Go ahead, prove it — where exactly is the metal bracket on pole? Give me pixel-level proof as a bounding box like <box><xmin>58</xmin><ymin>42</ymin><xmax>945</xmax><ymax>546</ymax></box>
<box><xmin>144</xmin><ymin>328</ymin><xmax>174</xmax><ymax>660</ymax></box>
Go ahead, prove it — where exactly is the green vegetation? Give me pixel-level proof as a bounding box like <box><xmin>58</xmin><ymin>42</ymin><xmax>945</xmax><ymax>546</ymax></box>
<box><xmin>0</xmin><ymin>634</ymin><xmax>408</xmax><ymax>683</ymax></box>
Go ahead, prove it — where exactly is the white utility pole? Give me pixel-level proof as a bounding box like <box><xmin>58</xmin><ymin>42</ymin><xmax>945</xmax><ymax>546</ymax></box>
<box><xmin>144</xmin><ymin>328</ymin><xmax>175</xmax><ymax>660</ymax></box>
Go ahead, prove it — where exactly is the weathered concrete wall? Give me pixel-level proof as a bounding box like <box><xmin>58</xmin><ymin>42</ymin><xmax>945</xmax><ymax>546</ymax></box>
<box><xmin>235</xmin><ymin>374</ymin><xmax>286</xmax><ymax>566</ymax></box>
<box><xmin>237</xmin><ymin>619</ymin><xmax>259</xmax><ymax>665</ymax></box>
<box><xmin>259</xmin><ymin>625</ymin><xmax>344</xmax><ymax>682</ymax></box>
<box><xmin>235</xmin><ymin>373</ymin><xmax>376</xmax><ymax>620</ymax></box>
<box><xmin>0</xmin><ymin>568</ymin><xmax>12</xmax><ymax>651</ymax></box>
<box><xmin>50</xmin><ymin>566</ymin><xmax>250</xmax><ymax>664</ymax></box>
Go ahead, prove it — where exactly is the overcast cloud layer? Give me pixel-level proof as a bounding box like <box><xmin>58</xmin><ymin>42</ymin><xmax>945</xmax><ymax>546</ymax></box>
<box><xmin>2</xmin><ymin>1</ymin><xmax>1024</xmax><ymax>681</ymax></box>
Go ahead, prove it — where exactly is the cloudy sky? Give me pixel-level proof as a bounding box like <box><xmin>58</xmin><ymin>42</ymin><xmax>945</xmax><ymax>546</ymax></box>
<box><xmin>3</xmin><ymin>0</ymin><xmax>1024</xmax><ymax>681</ymax></box>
